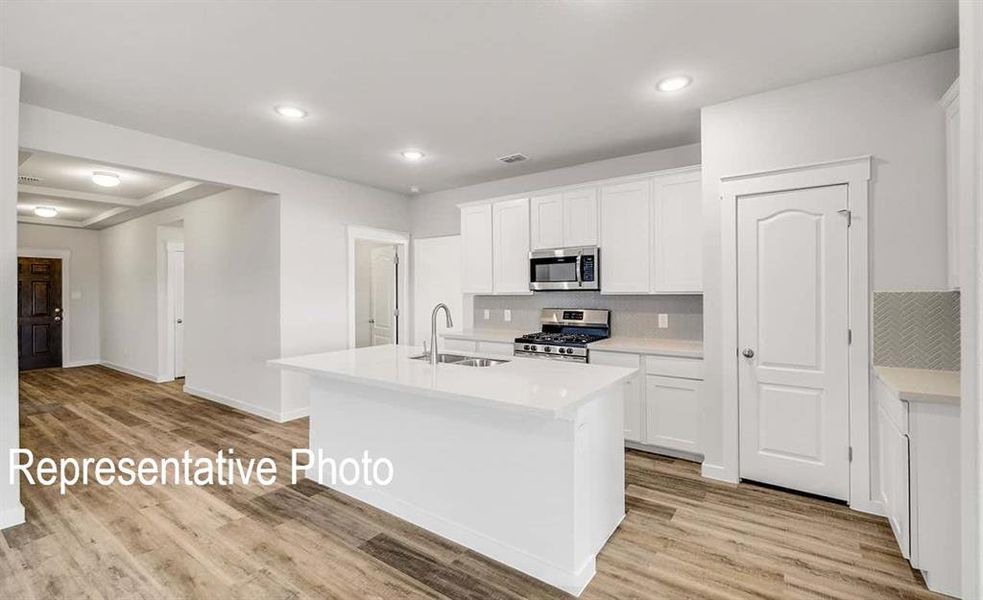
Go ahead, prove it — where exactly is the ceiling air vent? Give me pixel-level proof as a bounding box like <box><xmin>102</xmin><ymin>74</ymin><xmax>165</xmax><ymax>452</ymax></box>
<box><xmin>18</xmin><ymin>175</ymin><xmax>42</xmax><ymax>184</ymax></box>
<box><xmin>497</xmin><ymin>153</ymin><xmax>528</xmax><ymax>164</ymax></box>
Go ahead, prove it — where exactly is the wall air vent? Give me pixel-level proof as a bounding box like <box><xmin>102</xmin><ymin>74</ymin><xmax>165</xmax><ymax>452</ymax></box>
<box><xmin>497</xmin><ymin>153</ymin><xmax>528</xmax><ymax>164</ymax></box>
<box><xmin>18</xmin><ymin>175</ymin><xmax>43</xmax><ymax>184</ymax></box>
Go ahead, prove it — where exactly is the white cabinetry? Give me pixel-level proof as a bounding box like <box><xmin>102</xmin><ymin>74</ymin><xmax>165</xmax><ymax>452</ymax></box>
<box><xmin>941</xmin><ymin>79</ymin><xmax>959</xmax><ymax>290</ymax></box>
<box><xmin>591</xmin><ymin>351</ymin><xmax>644</xmax><ymax>443</ymax></box>
<box><xmin>477</xmin><ymin>340</ymin><xmax>514</xmax><ymax>356</ymax></box>
<box><xmin>873</xmin><ymin>374</ymin><xmax>961</xmax><ymax>597</ymax></box>
<box><xmin>460</xmin><ymin>204</ymin><xmax>493</xmax><ymax>293</ymax></box>
<box><xmin>530</xmin><ymin>193</ymin><xmax>564</xmax><ymax>250</ymax></box>
<box><xmin>652</xmin><ymin>168</ymin><xmax>703</xmax><ymax>293</ymax></box>
<box><xmin>599</xmin><ymin>180</ymin><xmax>651</xmax><ymax>294</ymax></box>
<box><xmin>591</xmin><ymin>349</ymin><xmax>702</xmax><ymax>456</ymax></box>
<box><xmin>645</xmin><ymin>376</ymin><xmax>701</xmax><ymax>454</ymax></box>
<box><xmin>562</xmin><ymin>187</ymin><xmax>599</xmax><ymax>247</ymax></box>
<box><xmin>492</xmin><ymin>198</ymin><xmax>531</xmax><ymax>294</ymax></box>
<box><xmin>530</xmin><ymin>187</ymin><xmax>598</xmax><ymax>250</ymax></box>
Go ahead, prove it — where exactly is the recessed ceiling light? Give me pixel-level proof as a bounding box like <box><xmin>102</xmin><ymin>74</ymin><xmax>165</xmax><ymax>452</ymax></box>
<box><xmin>401</xmin><ymin>150</ymin><xmax>425</xmax><ymax>161</ymax></box>
<box><xmin>656</xmin><ymin>75</ymin><xmax>692</xmax><ymax>92</ymax></box>
<box><xmin>275</xmin><ymin>105</ymin><xmax>308</xmax><ymax>119</ymax></box>
<box><xmin>33</xmin><ymin>206</ymin><xmax>58</xmax><ymax>218</ymax></box>
<box><xmin>409</xmin><ymin>186</ymin><xmax>420</xmax><ymax>194</ymax></box>
<box><xmin>91</xmin><ymin>171</ymin><xmax>121</xmax><ymax>187</ymax></box>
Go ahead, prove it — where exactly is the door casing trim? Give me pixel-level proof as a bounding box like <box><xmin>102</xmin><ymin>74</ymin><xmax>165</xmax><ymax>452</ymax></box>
<box><xmin>16</xmin><ymin>248</ymin><xmax>71</xmax><ymax>368</ymax></box>
<box><xmin>717</xmin><ymin>155</ymin><xmax>876</xmax><ymax>514</ymax></box>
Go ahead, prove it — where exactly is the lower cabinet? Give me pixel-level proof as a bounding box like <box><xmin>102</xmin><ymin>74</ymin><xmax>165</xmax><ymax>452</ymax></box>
<box><xmin>442</xmin><ymin>338</ymin><xmax>477</xmax><ymax>353</ymax></box>
<box><xmin>591</xmin><ymin>349</ymin><xmax>702</xmax><ymax>455</ymax></box>
<box><xmin>477</xmin><ymin>340</ymin><xmax>514</xmax><ymax>356</ymax></box>
<box><xmin>644</xmin><ymin>376</ymin><xmax>701</xmax><ymax>454</ymax></box>
<box><xmin>873</xmin><ymin>374</ymin><xmax>960</xmax><ymax>597</ymax></box>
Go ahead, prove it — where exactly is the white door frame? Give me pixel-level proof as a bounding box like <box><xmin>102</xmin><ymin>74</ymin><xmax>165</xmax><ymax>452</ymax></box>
<box><xmin>162</xmin><ymin>241</ymin><xmax>184</xmax><ymax>382</ymax></box>
<box><xmin>717</xmin><ymin>156</ymin><xmax>875</xmax><ymax>513</ymax></box>
<box><xmin>16</xmin><ymin>247</ymin><xmax>72</xmax><ymax>367</ymax></box>
<box><xmin>347</xmin><ymin>225</ymin><xmax>409</xmax><ymax>349</ymax></box>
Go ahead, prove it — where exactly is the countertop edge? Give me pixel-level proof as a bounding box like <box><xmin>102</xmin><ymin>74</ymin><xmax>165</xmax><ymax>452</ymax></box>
<box><xmin>872</xmin><ymin>366</ymin><xmax>960</xmax><ymax>406</ymax></box>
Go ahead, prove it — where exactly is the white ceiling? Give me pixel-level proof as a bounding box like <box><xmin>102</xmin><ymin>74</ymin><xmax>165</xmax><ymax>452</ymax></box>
<box><xmin>0</xmin><ymin>1</ymin><xmax>958</xmax><ymax>194</ymax></box>
<box><xmin>17</xmin><ymin>151</ymin><xmax>228</xmax><ymax>229</ymax></box>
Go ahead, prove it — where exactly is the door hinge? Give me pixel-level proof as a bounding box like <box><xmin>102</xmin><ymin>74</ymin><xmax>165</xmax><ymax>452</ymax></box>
<box><xmin>393</xmin><ymin>308</ymin><xmax>400</xmax><ymax>317</ymax></box>
<box><xmin>393</xmin><ymin>252</ymin><xmax>399</xmax><ymax>265</ymax></box>
<box><xmin>849</xmin><ymin>446</ymin><xmax>853</xmax><ymax>462</ymax></box>
<box><xmin>838</xmin><ymin>209</ymin><xmax>852</xmax><ymax>227</ymax></box>
<box><xmin>848</xmin><ymin>329</ymin><xmax>852</xmax><ymax>344</ymax></box>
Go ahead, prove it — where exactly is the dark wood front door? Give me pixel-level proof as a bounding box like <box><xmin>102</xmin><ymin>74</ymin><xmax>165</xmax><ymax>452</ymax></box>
<box><xmin>18</xmin><ymin>257</ymin><xmax>63</xmax><ymax>371</ymax></box>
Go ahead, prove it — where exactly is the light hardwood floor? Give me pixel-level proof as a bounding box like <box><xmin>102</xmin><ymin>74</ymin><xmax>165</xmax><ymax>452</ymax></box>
<box><xmin>1</xmin><ymin>366</ymin><xmax>943</xmax><ymax>599</ymax></box>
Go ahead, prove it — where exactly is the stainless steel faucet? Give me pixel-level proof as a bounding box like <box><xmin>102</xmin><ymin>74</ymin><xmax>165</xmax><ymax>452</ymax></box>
<box><xmin>430</xmin><ymin>303</ymin><xmax>454</xmax><ymax>364</ymax></box>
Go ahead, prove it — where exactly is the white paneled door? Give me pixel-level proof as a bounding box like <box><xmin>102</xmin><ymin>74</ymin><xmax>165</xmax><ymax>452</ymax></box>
<box><xmin>171</xmin><ymin>249</ymin><xmax>185</xmax><ymax>378</ymax></box>
<box><xmin>370</xmin><ymin>246</ymin><xmax>397</xmax><ymax>345</ymax></box>
<box><xmin>737</xmin><ymin>184</ymin><xmax>850</xmax><ymax>500</ymax></box>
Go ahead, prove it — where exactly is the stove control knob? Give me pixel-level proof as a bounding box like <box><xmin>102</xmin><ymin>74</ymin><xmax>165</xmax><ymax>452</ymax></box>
<box><xmin>524</xmin><ymin>345</ymin><xmax>531</xmax><ymax>351</ymax></box>
<box><xmin>545</xmin><ymin>346</ymin><xmax>552</xmax><ymax>352</ymax></box>
<box><xmin>565</xmin><ymin>348</ymin><xmax>573</xmax><ymax>354</ymax></box>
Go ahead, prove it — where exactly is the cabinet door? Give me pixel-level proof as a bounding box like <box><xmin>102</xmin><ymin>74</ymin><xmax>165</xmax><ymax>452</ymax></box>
<box><xmin>492</xmin><ymin>198</ymin><xmax>531</xmax><ymax>294</ymax></box>
<box><xmin>443</xmin><ymin>339</ymin><xmax>477</xmax><ymax>353</ymax></box>
<box><xmin>460</xmin><ymin>204</ymin><xmax>493</xmax><ymax>293</ymax></box>
<box><xmin>530</xmin><ymin>194</ymin><xmax>564</xmax><ymax>250</ymax></box>
<box><xmin>943</xmin><ymin>87</ymin><xmax>959</xmax><ymax>290</ymax></box>
<box><xmin>563</xmin><ymin>187</ymin><xmax>598</xmax><ymax>247</ymax></box>
<box><xmin>644</xmin><ymin>375</ymin><xmax>700</xmax><ymax>454</ymax></box>
<box><xmin>600</xmin><ymin>180</ymin><xmax>651</xmax><ymax>293</ymax></box>
<box><xmin>591</xmin><ymin>351</ymin><xmax>643</xmax><ymax>443</ymax></box>
<box><xmin>652</xmin><ymin>169</ymin><xmax>702</xmax><ymax>293</ymax></box>
<box><xmin>877</xmin><ymin>402</ymin><xmax>910</xmax><ymax>558</ymax></box>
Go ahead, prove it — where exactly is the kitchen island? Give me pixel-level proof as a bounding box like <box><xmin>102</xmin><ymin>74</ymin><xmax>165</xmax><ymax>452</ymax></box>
<box><xmin>270</xmin><ymin>344</ymin><xmax>636</xmax><ymax>595</ymax></box>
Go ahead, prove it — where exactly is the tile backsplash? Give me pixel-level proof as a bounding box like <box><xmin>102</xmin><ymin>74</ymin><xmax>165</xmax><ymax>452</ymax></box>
<box><xmin>872</xmin><ymin>291</ymin><xmax>960</xmax><ymax>371</ymax></box>
<box><xmin>471</xmin><ymin>293</ymin><xmax>703</xmax><ymax>340</ymax></box>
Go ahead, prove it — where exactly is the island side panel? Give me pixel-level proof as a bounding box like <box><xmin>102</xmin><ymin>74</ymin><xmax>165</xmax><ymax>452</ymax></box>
<box><xmin>305</xmin><ymin>378</ymin><xmax>591</xmax><ymax>592</ymax></box>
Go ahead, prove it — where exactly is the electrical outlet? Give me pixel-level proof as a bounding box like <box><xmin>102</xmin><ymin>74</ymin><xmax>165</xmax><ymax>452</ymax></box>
<box><xmin>483</xmin><ymin>309</ymin><xmax>490</xmax><ymax>320</ymax></box>
<box><xmin>658</xmin><ymin>313</ymin><xmax>669</xmax><ymax>328</ymax></box>
<box><xmin>504</xmin><ymin>309</ymin><xmax>512</xmax><ymax>322</ymax></box>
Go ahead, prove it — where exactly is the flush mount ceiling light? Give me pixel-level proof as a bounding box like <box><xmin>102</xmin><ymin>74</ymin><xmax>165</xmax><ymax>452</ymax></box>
<box><xmin>409</xmin><ymin>186</ymin><xmax>420</xmax><ymax>194</ymax></box>
<box><xmin>401</xmin><ymin>150</ymin><xmax>425</xmax><ymax>161</ymax></box>
<box><xmin>275</xmin><ymin>105</ymin><xmax>308</xmax><ymax>119</ymax></box>
<box><xmin>91</xmin><ymin>171</ymin><xmax>121</xmax><ymax>187</ymax></box>
<box><xmin>33</xmin><ymin>206</ymin><xmax>58</xmax><ymax>218</ymax></box>
<box><xmin>656</xmin><ymin>75</ymin><xmax>692</xmax><ymax>92</ymax></box>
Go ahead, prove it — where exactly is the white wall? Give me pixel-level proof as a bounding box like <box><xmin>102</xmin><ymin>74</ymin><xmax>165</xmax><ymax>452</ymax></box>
<box><xmin>0</xmin><ymin>67</ymin><xmax>24</xmax><ymax>528</ymax></box>
<box><xmin>700</xmin><ymin>50</ymin><xmax>958</xmax><ymax>476</ymax></box>
<box><xmin>410</xmin><ymin>144</ymin><xmax>701</xmax><ymax>238</ymax></box>
<box><xmin>100</xmin><ymin>189</ymin><xmax>283</xmax><ymax>418</ymax></box>
<box><xmin>17</xmin><ymin>224</ymin><xmax>101</xmax><ymax>366</ymax></box>
<box><xmin>18</xmin><ymin>104</ymin><xmax>410</xmax><ymax>417</ymax></box>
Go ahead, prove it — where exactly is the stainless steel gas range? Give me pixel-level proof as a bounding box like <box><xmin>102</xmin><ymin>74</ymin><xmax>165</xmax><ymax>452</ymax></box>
<box><xmin>513</xmin><ymin>308</ymin><xmax>610</xmax><ymax>363</ymax></box>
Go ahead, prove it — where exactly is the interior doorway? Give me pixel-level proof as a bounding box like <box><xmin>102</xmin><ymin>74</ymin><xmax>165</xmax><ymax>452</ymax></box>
<box><xmin>167</xmin><ymin>243</ymin><xmax>186</xmax><ymax>378</ymax></box>
<box><xmin>354</xmin><ymin>240</ymin><xmax>398</xmax><ymax>348</ymax></box>
<box><xmin>347</xmin><ymin>226</ymin><xmax>409</xmax><ymax>349</ymax></box>
<box><xmin>17</xmin><ymin>256</ymin><xmax>63</xmax><ymax>370</ymax></box>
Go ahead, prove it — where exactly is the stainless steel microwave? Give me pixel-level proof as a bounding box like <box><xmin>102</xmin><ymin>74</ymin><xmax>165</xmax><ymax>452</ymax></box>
<box><xmin>529</xmin><ymin>246</ymin><xmax>599</xmax><ymax>291</ymax></box>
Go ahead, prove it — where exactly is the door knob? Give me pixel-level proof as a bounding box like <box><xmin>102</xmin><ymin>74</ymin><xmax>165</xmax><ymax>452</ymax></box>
<box><xmin>53</xmin><ymin>316</ymin><xmax>62</xmax><ymax>322</ymax></box>
<box><xmin>742</xmin><ymin>347</ymin><xmax>755</xmax><ymax>358</ymax></box>
<box><xmin>176</xmin><ymin>319</ymin><xmax>183</xmax><ymax>324</ymax></box>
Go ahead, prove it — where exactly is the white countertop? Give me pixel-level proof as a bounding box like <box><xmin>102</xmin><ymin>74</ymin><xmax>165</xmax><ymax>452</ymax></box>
<box><xmin>443</xmin><ymin>329</ymin><xmax>703</xmax><ymax>359</ymax></box>
<box><xmin>874</xmin><ymin>366</ymin><xmax>960</xmax><ymax>405</ymax></box>
<box><xmin>589</xmin><ymin>337</ymin><xmax>703</xmax><ymax>358</ymax></box>
<box><xmin>270</xmin><ymin>345</ymin><xmax>636</xmax><ymax>418</ymax></box>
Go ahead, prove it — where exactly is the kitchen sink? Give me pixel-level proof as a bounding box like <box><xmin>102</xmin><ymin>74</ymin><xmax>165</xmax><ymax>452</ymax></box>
<box><xmin>409</xmin><ymin>353</ymin><xmax>509</xmax><ymax>367</ymax></box>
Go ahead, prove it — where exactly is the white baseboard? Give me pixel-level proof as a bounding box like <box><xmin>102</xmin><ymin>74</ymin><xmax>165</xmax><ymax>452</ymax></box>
<box><xmin>626</xmin><ymin>441</ymin><xmax>703</xmax><ymax>463</ymax></box>
<box><xmin>850</xmin><ymin>498</ymin><xmax>886</xmax><ymax>517</ymax></box>
<box><xmin>278</xmin><ymin>406</ymin><xmax>310</xmax><ymax>422</ymax></box>
<box><xmin>63</xmin><ymin>359</ymin><xmax>100</xmax><ymax>369</ymax></box>
<box><xmin>0</xmin><ymin>504</ymin><xmax>25</xmax><ymax>530</ymax></box>
<box><xmin>309</xmin><ymin>473</ymin><xmax>596</xmax><ymax>596</ymax></box>
<box><xmin>100</xmin><ymin>361</ymin><xmax>167</xmax><ymax>383</ymax></box>
<box><xmin>183</xmin><ymin>385</ymin><xmax>298</xmax><ymax>423</ymax></box>
<box><xmin>700</xmin><ymin>462</ymin><xmax>738</xmax><ymax>484</ymax></box>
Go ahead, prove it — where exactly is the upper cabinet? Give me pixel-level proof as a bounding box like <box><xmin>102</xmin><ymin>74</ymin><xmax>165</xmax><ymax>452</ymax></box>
<box><xmin>492</xmin><ymin>198</ymin><xmax>531</xmax><ymax>294</ymax></box>
<box><xmin>600</xmin><ymin>179</ymin><xmax>651</xmax><ymax>294</ymax></box>
<box><xmin>460</xmin><ymin>203</ymin><xmax>493</xmax><ymax>293</ymax></box>
<box><xmin>652</xmin><ymin>168</ymin><xmax>703</xmax><ymax>293</ymax></box>
<box><xmin>530</xmin><ymin>187</ymin><xmax>598</xmax><ymax>250</ymax></box>
<box><xmin>460</xmin><ymin>165</ymin><xmax>703</xmax><ymax>296</ymax></box>
<box><xmin>941</xmin><ymin>79</ymin><xmax>959</xmax><ymax>290</ymax></box>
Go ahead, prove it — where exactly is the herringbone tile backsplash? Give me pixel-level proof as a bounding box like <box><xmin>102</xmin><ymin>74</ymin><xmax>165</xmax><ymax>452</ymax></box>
<box><xmin>873</xmin><ymin>291</ymin><xmax>960</xmax><ymax>371</ymax></box>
